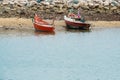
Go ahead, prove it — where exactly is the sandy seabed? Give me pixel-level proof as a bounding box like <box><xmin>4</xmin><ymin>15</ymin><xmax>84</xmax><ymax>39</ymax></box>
<box><xmin>0</xmin><ymin>18</ymin><xmax>120</xmax><ymax>30</ymax></box>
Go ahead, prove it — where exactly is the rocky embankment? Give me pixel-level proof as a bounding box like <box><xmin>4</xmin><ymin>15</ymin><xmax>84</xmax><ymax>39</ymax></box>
<box><xmin>0</xmin><ymin>1</ymin><xmax>120</xmax><ymax>21</ymax></box>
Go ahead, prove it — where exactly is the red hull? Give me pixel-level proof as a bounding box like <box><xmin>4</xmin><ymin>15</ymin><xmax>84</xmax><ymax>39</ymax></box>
<box><xmin>34</xmin><ymin>22</ymin><xmax>54</xmax><ymax>32</ymax></box>
<box><xmin>33</xmin><ymin>14</ymin><xmax>54</xmax><ymax>32</ymax></box>
<box><xmin>64</xmin><ymin>16</ymin><xmax>90</xmax><ymax>30</ymax></box>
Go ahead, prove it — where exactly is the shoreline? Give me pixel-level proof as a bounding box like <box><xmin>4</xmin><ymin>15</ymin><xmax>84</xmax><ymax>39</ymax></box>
<box><xmin>0</xmin><ymin>18</ymin><xmax>120</xmax><ymax>31</ymax></box>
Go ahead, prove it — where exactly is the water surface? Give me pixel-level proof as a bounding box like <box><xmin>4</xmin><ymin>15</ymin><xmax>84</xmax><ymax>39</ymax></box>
<box><xmin>0</xmin><ymin>27</ymin><xmax>120</xmax><ymax>80</ymax></box>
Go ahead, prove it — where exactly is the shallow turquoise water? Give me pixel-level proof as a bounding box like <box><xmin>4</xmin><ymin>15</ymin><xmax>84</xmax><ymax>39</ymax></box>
<box><xmin>0</xmin><ymin>28</ymin><xmax>120</xmax><ymax>80</ymax></box>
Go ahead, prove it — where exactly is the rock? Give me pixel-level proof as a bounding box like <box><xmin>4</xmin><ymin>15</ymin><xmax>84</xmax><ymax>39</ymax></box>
<box><xmin>39</xmin><ymin>5</ymin><xmax>44</xmax><ymax>10</ymax></box>
<box><xmin>81</xmin><ymin>5</ymin><xmax>89</xmax><ymax>10</ymax></box>
<box><xmin>116</xmin><ymin>9</ymin><xmax>120</xmax><ymax>14</ymax></box>
<box><xmin>98</xmin><ymin>4</ymin><xmax>104</xmax><ymax>9</ymax></box>
<box><xmin>87</xmin><ymin>11</ymin><xmax>95</xmax><ymax>15</ymax></box>
<box><xmin>16</xmin><ymin>7</ymin><xmax>26</xmax><ymax>15</ymax></box>
<box><xmin>95</xmin><ymin>8</ymin><xmax>103</xmax><ymax>13</ymax></box>
<box><xmin>0</xmin><ymin>11</ymin><xmax>3</xmax><ymax>15</ymax></box>
<box><xmin>62</xmin><ymin>7</ymin><xmax>67</xmax><ymax>11</ymax></box>
<box><xmin>53</xmin><ymin>7</ymin><xmax>58</xmax><ymax>11</ymax></box>
<box><xmin>41</xmin><ymin>1</ymin><xmax>50</xmax><ymax>6</ymax></box>
<box><xmin>16</xmin><ymin>9</ymin><xmax>22</xmax><ymax>14</ymax></box>
<box><xmin>0</xmin><ymin>0</ymin><xmax>119</xmax><ymax>20</ymax></box>
<box><xmin>53</xmin><ymin>0</ymin><xmax>64</xmax><ymax>4</ymax></box>
<box><xmin>5</xmin><ymin>6</ymin><xmax>11</xmax><ymax>10</ymax></box>
<box><xmin>29</xmin><ymin>0</ymin><xmax>37</xmax><ymax>6</ymax></box>
<box><xmin>88</xmin><ymin>3</ymin><xmax>94</xmax><ymax>9</ymax></box>
<box><xmin>2</xmin><ymin>6</ymin><xmax>11</xmax><ymax>14</ymax></box>
<box><xmin>49</xmin><ymin>4</ymin><xmax>54</xmax><ymax>8</ymax></box>
<box><xmin>45</xmin><ymin>9</ymin><xmax>50</xmax><ymax>13</ymax></box>
<box><xmin>104</xmin><ymin>6</ymin><xmax>109</xmax><ymax>10</ymax></box>
<box><xmin>110</xmin><ymin>6</ymin><xmax>117</xmax><ymax>10</ymax></box>
<box><xmin>59</xmin><ymin>4</ymin><xmax>64</xmax><ymax>9</ymax></box>
<box><xmin>103</xmin><ymin>1</ymin><xmax>109</xmax><ymax>6</ymax></box>
<box><xmin>94</xmin><ymin>4</ymin><xmax>99</xmax><ymax>8</ymax></box>
<box><xmin>31</xmin><ymin>7</ymin><xmax>37</xmax><ymax>11</ymax></box>
<box><xmin>111</xmin><ymin>1</ymin><xmax>119</xmax><ymax>7</ymax></box>
<box><xmin>46</xmin><ymin>5</ymin><xmax>51</xmax><ymax>9</ymax></box>
<box><xmin>14</xmin><ymin>0</ymin><xmax>28</xmax><ymax>5</ymax></box>
<box><xmin>73</xmin><ymin>3</ymin><xmax>80</xmax><ymax>9</ymax></box>
<box><xmin>56</xmin><ymin>9</ymin><xmax>64</xmax><ymax>14</ymax></box>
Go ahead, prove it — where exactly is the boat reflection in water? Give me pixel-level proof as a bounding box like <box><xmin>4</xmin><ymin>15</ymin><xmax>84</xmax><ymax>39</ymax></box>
<box><xmin>65</xmin><ymin>26</ymin><xmax>92</xmax><ymax>33</ymax></box>
<box><xmin>34</xmin><ymin>31</ymin><xmax>55</xmax><ymax>36</ymax></box>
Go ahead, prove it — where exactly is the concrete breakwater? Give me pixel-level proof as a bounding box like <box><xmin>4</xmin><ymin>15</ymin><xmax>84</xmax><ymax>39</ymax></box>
<box><xmin>0</xmin><ymin>1</ymin><xmax>120</xmax><ymax>21</ymax></box>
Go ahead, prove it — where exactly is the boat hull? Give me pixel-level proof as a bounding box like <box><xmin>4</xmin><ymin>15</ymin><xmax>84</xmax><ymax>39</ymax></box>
<box><xmin>33</xmin><ymin>14</ymin><xmax>54</xmax><ymax>32</ymax></box>
<box><xmin>64</xmin><ymin>16</ymin><xmax>90</xmax><ymax>30</ymax></box>
<box><xmin>34</xmin><ymin>22</ymin><xmax>54</xmax><ymax>32</ymax></box>
<box><xmin>65</xmin><ymin>20</ymin><xmax>90</xmax><ymax>30</ymax></box>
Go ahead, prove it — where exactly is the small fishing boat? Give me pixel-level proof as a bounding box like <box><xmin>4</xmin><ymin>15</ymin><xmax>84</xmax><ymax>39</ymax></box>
<box><xmin>64</xmin><ymin>15</ymin><xmax>91</xmax><ymax>30</ymax></box>
<box><xmin>33</xmin><ymin>14</ymin><xmax>55</xmax><ymax>32</ymax></box>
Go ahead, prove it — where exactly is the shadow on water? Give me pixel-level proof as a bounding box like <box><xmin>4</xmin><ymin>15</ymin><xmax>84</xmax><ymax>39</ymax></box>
<box><xmin>0</xmin><ymin>28</ymin><xmax>55</xmax><ymax>37</ymax></box>
<box><xmin>0</xmin><ymin>26</ymin><xmax>93</xmax><ymax>37</ymax></box>
<box><xmin>34</xmin><ymin>30</ymin><xmax>55</xmax><ymax>36</ymax></box>
<box><xmin>65</xmin><ymin>28</ymin><xmax>92</xmax><ymax>33</ymax></box>
<box><xmin>0</xmin><ymin>28</ymin><xmax>34</xmax><ymax>37</ymax></box>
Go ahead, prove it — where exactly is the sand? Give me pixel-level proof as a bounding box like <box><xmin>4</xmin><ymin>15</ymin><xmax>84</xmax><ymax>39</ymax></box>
<box><xmin>0</xmin><ymin>18</ymin><xmax>33</xmax><ymax>29</ymax></box>
<box><xmin>0</xmin><ymin>18</ymin><xmax>120</xmax><ymax>30</ymax></box>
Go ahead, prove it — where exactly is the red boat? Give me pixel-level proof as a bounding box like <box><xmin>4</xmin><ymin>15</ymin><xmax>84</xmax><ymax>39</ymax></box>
<box><xmin>33</xmin><ymin>14</ymin><xmax>55</xmax><ymax>32</ymax></box>
<box><xmin>64</xmin><ymin>15</ymin><xmax>90</xmax><ymax>30</ymax></box>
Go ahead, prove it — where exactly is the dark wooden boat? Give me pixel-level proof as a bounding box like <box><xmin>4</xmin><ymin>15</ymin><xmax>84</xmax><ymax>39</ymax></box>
<box><xmin>64</xmin><ymin>15</ymin><xmax>91</xmax><ymax>30</ymax></box>
<box><xmin>33</xmin><ymin>14</ymin><xmax>55</xmax><ymax>32</ymax></box>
